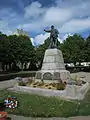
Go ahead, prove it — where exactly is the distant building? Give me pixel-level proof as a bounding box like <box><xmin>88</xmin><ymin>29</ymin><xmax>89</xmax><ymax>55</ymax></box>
<box><xmin>13</xmin><ymin>29</ymin><xmax>28</xmax><ymax>36</ymax></box>
<box><xmin>65</xmin><ymin>63</ymin><xmax>74</xmax><ymax>67</ymax></box>
<box><xmin>65</xmin><ymin>62</ymin><xmax>90</xmax><ymax>67</ymax></box>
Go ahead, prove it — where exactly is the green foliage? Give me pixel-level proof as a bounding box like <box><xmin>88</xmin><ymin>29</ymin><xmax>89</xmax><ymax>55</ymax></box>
<box><xmin>36</xmin><ymin>33</ymin><xmax>89</xmax><ymax>68</ymax></box>
<box><xmin>8</xmin><ymin>35</ymin><xmax>34</xmax><ymax>64</ymax></box>
<box><xmin>60</xmin><ymin>34</ymin><xmax>85</xmax><ymax>64</ymax></box>
<box><xmin>0</xmin><ymin>33</ymin><xmax>36</xmax><ymax>71</ymax></box>
<box><xmin>0</xmin><ymin>31</ymin><xmax>90</xmax><ymax>72</ymax></box>
<box><xmin>0</xmin><ymin>34</ymin><xmax>9</xmax><ymax>64</ymax></box>
<box><xmin>84</xmin><ymin>35</ymin><xmax>90</xmax><ymax>62</ymax></box>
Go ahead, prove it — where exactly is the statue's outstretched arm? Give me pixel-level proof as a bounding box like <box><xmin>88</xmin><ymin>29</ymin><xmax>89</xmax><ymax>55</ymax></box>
<box><xmin>44</xmin><ymin>29</ymin><xmax>51</xmax><ymax>33</ymax></box>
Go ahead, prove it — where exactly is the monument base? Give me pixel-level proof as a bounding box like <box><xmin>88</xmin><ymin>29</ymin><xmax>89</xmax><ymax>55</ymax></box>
<box><xmin>35</xmin><ymin>70</ymin><xmax>71</xmax><ymax>83</ymax></box>
<box><xmin>35</xmin><ymin>48</ymin><xmax>71</xmax><ymax>83</ymax></box>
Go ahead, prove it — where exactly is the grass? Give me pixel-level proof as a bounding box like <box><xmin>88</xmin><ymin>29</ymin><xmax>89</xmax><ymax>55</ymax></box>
<box><xmin>0</xmin><ymin>89</ymin><xmax>90</xmax><ymax>117</ymax></box>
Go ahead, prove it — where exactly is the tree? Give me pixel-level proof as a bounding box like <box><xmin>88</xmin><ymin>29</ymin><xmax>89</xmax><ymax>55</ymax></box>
<box><xmin>0</xmin><ymin>32</ymin><xmax>37</xmax><ymax>71</ymax></box>
<box><xmin>84</xmin><ymin>35</ymin><xmax>90</xmax><ymax>62</ymax></box>
<box><xmin>60</xmin><ymin>34</ymin><xmax>85</xmax><ymax>65</ymax></box>
<box><xmin>8</xmin><ymin>35</ymin><xmax>35</xmax><ymax>71</ymax></box>
<box><xmin>0</xmin><ymin>33</ymin><xmax>9</xmax><ymax>71</ymax></box>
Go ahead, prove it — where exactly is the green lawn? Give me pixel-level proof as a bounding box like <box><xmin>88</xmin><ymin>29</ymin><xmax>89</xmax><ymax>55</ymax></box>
<box><xmin>0</xmin><ymin>89</ymin><xmax>90</xmax><ymax>117</ymax></box>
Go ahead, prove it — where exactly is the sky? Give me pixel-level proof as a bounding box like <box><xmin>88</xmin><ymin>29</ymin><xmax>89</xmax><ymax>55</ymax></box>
<box><xmin>0</xmin><ymin>0</ymin><xmax>90</xmax><ymax>46</ymax></box>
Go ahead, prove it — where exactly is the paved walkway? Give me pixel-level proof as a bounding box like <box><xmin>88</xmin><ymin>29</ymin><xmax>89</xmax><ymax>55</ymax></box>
<box><xmin>8</xmin><ymin>114</ymin><xmax>90</xmax><ymax>120</ymax></box>
<box><xmin>71</xmin><ymin>72</ymin><xmax>90</xmax><ymax>82</ymax></box>
<box><xmin>0</xmin><ymin>79</ymin><xmax>16</xmax><ymax>90</ymax></box>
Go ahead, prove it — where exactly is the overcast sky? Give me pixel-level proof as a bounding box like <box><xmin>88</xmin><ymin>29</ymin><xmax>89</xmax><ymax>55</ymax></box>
<box><xmin>0</xmin><ymin>0</ymin><xmax>90</xmax><ymax>45</ymax></box>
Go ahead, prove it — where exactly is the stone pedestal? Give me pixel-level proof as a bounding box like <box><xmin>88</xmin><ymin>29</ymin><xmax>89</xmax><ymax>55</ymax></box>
<box><xmin>35</xmin><ymin>48</ymin><xmax>71</xmax><ymax>82</ymax></box>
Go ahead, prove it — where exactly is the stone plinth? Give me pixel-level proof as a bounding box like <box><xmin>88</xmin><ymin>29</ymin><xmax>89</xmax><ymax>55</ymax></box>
<box><xmin>35</xmin><ymin>48</ymin><xmax>71</xmax><ymax>82</ymax></box>
<box><xmin>42</xmin><ymin>49</ymin><xmax>65</xmax><ymax>70</ymax></box>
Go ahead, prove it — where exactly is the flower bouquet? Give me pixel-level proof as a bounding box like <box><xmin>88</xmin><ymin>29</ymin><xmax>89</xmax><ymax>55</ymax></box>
<box><xmin>0</xmin><ymin>111</ymin><xmax>7</xmax><ymax>120</ymax></box>
<box><xmin>4</xmin><ymin>96</ymin><xmax>18</xmax><ymax>110</ymax></box>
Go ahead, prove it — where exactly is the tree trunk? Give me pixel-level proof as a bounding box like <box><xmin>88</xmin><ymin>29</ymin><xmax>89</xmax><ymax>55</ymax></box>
<box><xmin>2</xmin><ymin>63</ymin><xmax>5</xmax><ymax>71</ymax></box>
<box><xmin>79</xmin><ymin>62</ymin><xmax>81</xmax><ymax>71</ymax></box>
<box><xmin>73</xmin><ymin>62</ymin><xmax>76</xmax><ymax>71</ymax></box>
<box><xmin>9</xmin><ymin>63</ymin><xmax>12</xmax><ymax>71</ymax></box>
<box><xmin>24</xmin><ymin>62</ymin><xmax>28</xmax><ymax>70</ymax></box>
<box><xmin>79</xmin><ymin>62</ymin><xmax>81</xmax><ymax>66</ymax></box>
<box><xmin>13</xmin><ymin>62</ymin><xmax>18</xmax><ymax>72</ymax></box>
<box><xmin>5</xmin><ymin>64</ymin><xmax>8</xmax><ymax>71</ymax></box>
<box><xmin>73</xmin><ymin>62</ymin><xmax>76</xmax><ymax>66</ymax></box>
<box><xmin>21</xmin><ymin>62</ymin><xmax>24</xmax><ymax>71</ymax></box>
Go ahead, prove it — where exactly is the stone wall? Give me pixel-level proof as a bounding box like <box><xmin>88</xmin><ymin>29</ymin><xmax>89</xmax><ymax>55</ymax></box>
<box><xmin>9</xmin><ymin>82</ymin><xmax>90</xmax><ymax>100</ymax></box>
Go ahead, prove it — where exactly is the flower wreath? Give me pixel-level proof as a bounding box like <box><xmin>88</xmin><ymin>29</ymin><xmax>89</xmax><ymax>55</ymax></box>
<box><xmin>4</xmin><ymin>96</ymin><xmax>18</xmax><ymax>109</ymax></box>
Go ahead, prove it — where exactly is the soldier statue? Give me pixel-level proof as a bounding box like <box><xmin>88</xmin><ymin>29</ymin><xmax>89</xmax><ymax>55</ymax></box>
<box><xmin>44</xmin><ymin>25</ymin><xmax>59</xmax><ymax>48</ymax></box>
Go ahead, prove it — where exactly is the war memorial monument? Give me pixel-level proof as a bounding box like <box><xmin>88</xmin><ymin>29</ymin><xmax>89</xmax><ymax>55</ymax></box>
<box><xmin>35</xmin><ymin>25</ymin><xmax>71</xmax><ymax>83</ymax></box>
<box><xmin>9</xmin><ymin>26</ymin><xmax>90</xmax><ymax>100</ymax></box>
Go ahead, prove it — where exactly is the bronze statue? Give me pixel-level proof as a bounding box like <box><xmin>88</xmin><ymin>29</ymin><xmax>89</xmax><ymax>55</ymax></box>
<box><xmin>44</xmin><ymin>25</ymin><xmax>59</xmax><ymax>48</ymax></box>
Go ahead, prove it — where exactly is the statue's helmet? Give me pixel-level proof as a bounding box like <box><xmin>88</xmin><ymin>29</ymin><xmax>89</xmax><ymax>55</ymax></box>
<box><xmin>51</xmin><ymin>25</ymin><xmax>54</xmax><ymax>29</ymax></box>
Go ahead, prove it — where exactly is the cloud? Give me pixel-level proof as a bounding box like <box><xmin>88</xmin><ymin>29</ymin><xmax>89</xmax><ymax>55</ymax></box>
<box><xmin>17</xmin><ymin>0</ymin><xmax>24</xmax><ymax>10</ymax></box>
<box><xmin>24</xmin><ymin>1</ymin><xmax>46</xmax><ymax>19</ymax></box>
<box><xmin>32</xmin><ymin>33</ymin><xmax>50</xmax><ymax>45</ymax></box>
<box><xmin>58</xmin><ymin>33</ymin><xmax>73</xmax><ymax>43</ymax></box>
<box><xmin>62</xmin><ymin>33</ymin><xmax>73</xmax><ymax>40</ymax></box>
<box><xmin>58</xmin><ymin>38</ymin><xmax>63</xmax><ymax>43</ymax></box>
<box><xmin>18</xmin><ymin>22</ymin><xmax>43</xmax><ymax>33</ymax></box>
<box><xmin>0</xmin><ymin>0</ymin><xmax>90</xmax><ymax>45</ymax></box>
<box><xmin>0</xmin><ymin>19</ymin><xmax>13</xmax><ymax>35</ymax></box>
<box><xmin>31</xmin><ymin>32</ymin><xmax>71</xmax><ymax>46</ymax></box>
<box><xmin>43</xmin><ymin>7</ymin><xmax>72</xmax><ymax>25</ymax></box>
<box><xmin>59</xmin><ymin>18</ymin><xmax>90</xmax><ymax>33</ymax></box>
<box><xmin>23</xmin><ymin>2</ymin><xmax>72</xmax><ymax>31</ymax></box>
<box><xmin>31</xmin><ymin>38</ymin><xmax>35</xmax><ymax>46</ymax></box>
<box><xmin>0</xmin><ymin>20</ymin><xmax>8</xmax><ymax>29</ymax></box>
<box><xmin>22</xmin><ymin>0</ymin><xmax>90</xmax><ymax>36</ymax></box>
<box><xmin>0</xmin><ymin>8</ymin><xmax>21</xmax><ymax>35</ymax></box>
